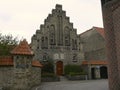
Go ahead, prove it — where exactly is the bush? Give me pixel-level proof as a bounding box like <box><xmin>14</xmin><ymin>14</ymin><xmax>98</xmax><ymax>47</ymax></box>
<box><xmin>41</xmin><ymin>73</ymin><xmax>60</xmax><ymax>82</ymax></box>
<box><xmin>69</xmin><ymin>72</ymin><xmax>87</xmax><ymax>76</ymax></box>
<box><xmin>41</xmin><ymin>73</ymin><xmax>56</xmax><ymax>78</ymax></box>
<box><xmin>42</xmin><ymin>60</ymin><xmax>54</xmax><ymax>73</ymax></box>
<box><xmin>64</xmin><ymin>65</ymin><xmax>87</xmax><ymax>75</ymax></box>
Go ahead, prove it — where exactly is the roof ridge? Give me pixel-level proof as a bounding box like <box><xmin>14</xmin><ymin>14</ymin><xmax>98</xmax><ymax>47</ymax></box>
<box><xmin>11</xmin><ymin>39</ymin><xmax>34</xmax><ymax>55</ymax></box>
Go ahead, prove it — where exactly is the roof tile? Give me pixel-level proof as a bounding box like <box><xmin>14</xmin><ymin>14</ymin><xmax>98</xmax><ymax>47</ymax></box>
<box><xmin>32</xmin><ymin>60</ymin><xmax>43</xmax><ymax>67</ymax></box>
<box><xmin>94</xmin><ymin>27</ymin><xmax>105</xmax><ymax>38</ymax></box>
<box><xmin>0</xmin><ymin>56</ymin><xmax>13</xmax><ymax>66</ymax></box>
<box><xmin>11</xmin><ymin>39</ymin><xmax>33</xmax><ymax>55</ymax></box>
<box><xmin>82</xmin><ymin>60</ymin><xmax>108</xmax><ymax>65</ymax></box>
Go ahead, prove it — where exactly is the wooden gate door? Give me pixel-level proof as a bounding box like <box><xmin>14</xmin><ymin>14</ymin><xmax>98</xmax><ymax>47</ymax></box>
<box><xmin>56</xmin><ymin>61</ymin><xmax>63</xmax><ymax>76</ymax></box>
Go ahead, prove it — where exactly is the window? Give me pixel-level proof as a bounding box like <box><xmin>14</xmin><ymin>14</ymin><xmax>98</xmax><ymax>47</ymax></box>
<box><xmin>75</xmin><ymin>40</ymin><xmax>77</xmax><ymax>50</ymax></box>
<box><xmin>41</xmin><ymin>37</ymin><xmax>44</xmax><ymax>49</ymax></box>
<box><xmin>43</xmin><ymin>53</ymin><xmax>48</xmax><ymax>62</ymax></box>
<box><xmin>45</xmin><ymin>37</ymin><xmax>48</xmax><ymax>49</ymax></box>
<box><xmin>60</xmin><ymin>53</ymin><xmax>64</xmax><ymax>59</ymax></box>
<box><xmin>72</xmin><ymin>54</ymin><xmax>77</xmax><ymax>62</ymax></box>
<box><xmin>54</xmin><ymin>53</ymin><xmax>59</xmax><ymax>59</ymax></box>
<box><xmin>72</xmin><ymin>39</ymin><xmax>74</xmax><ymax>50</ymax></box>
<box><xmin>64</xmin><ymin>27</ymin><xmax>70</xmax><ymax>46</ymax></box>
<box><xmin>49</xmin><ymin>25</ymin><xmax>55</xmax><ymax>45</ymax></box>
<box><xmin>72</xmin><ymin>39</ymin><xmax>77</xmax><ymax>50</ymax></box>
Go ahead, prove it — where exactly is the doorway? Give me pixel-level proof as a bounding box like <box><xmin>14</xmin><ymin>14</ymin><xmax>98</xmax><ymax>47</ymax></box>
<box><xmin>91</xmin><ymin>68</ymin><xmax>95</xmax><ymax>79</ymax></box>
<box><xmin>100</xmin><ymin>66</ymin><xmax>108</xmax><ymax>79</ymax></box>
<box><xmin>56</xmin><ymin>61</ymin><xmax>63</xmax><ymax>76</ymax></box>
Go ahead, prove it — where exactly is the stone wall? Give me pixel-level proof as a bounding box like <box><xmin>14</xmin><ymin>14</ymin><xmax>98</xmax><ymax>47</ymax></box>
<box><xmin>0</xmin><ymin>66</ymin><xmax>14</xmax><ymax>90</ymax></box>
<box><xmin>13</xmin><ymin>69</ymin><xmax>30</xmax><ymax>90</ymax></box>
<box><xmin>30</xmin><ymin>67</ymin><xmax>41</xmax><ymax>87</ymax></box>
<box><xmin>0</xmin><ymin>66</ymin><xmax>41</xmax><ymax>90</ymax></box>
<box><xmin>13</xmin><ymin>67</ymin><xmax>41</xmax><ymax>90</ymax></box>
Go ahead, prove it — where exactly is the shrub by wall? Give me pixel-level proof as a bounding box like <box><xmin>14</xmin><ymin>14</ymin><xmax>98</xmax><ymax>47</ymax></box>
<box><xmin>64</xmin><ymin>65</ymin><xmax>87</xmax><ymax>75</ymax></box>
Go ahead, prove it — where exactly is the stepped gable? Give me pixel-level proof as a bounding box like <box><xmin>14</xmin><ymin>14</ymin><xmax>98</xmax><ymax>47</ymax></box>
<box><xmin>11</xmin><ymin>39</ymin><xmax>34</xmax><ymax>55</ymax></box>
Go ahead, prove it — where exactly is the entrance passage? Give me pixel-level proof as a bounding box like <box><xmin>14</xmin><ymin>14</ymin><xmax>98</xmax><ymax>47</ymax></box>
<box><xmin>100</xmin><ymin>66</ymin><xmax>108</xmax><ymax>79</ymax></box>
<box><xmin>91</xmin><ymin>68</ymin><xmax>95</xmax><ymax>79</ymax></box>
<box><xmin>56</xmin><ymin>61</ymin><xmax>63</xmax><ymax>76</ymax></box>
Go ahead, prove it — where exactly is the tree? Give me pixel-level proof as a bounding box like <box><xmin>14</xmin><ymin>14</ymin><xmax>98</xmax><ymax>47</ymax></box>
<box><xmin>0</xmin><ymin>33</ymin><xmax>19</xmax><ymax>56</ymax></box>
<box><xmin>42</xmin><ymin>60</ymin><xmax>54</xmax><ymax>73</ymax></box>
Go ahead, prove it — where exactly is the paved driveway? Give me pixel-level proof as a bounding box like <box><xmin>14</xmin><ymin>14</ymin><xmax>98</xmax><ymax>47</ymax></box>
<box><xmin>35</xmin><ymin>79</ymin><xmax>108</xmax><ymax>90</ymax></box>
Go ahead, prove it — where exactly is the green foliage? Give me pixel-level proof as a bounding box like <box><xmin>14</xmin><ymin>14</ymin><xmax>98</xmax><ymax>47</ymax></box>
<box><xmin>64</xmin><ymin>64</ymin><xmax>87</xmax><ymax>75</ymax></box>
<box><xmin>42</xmin><ymin>60</ymin><xmax>54</xmax><ymax>73</ymax></box>
<box><xmin>0</xmin><ymin>33</ymin><xmax>19</xmax><ymax>56</ymax></box>
<box><xmin>41</xmin><ymin>73</ymin><xmax>56</xmax><ymax>78</ymax></box>
<box><xmin>69</xmin><ymin>72</ymin><xmax>87</xmax><ymax>76</ymax></box>
<box><xmin>0</xmin><ymin>34</ymin><xmax>19</xmax><ymax>45</ymax></box>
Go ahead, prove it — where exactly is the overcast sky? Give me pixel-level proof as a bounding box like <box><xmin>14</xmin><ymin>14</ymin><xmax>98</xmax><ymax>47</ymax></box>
<box><xmin>0</xmin><ymin>0</ymin><xmax>103</xmax><ymax>43</ymax></box>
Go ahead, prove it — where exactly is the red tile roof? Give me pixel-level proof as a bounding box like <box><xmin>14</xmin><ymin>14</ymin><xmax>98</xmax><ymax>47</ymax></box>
<box><xmin>0</xmin><ymin>56</ymin><xmax>13</xmax><ymax>66</ymax></box>
<box><xmin>32</xmin><ymin>60</ymin><xmax>43</xmax><ymax>67</ymax></box>
<box><xmin>11</xmin><ymin>39</ymin><xmax>34</xmax><ymax>55</ymax></box>
<box><xmin>82</xmin><ymin>60</ymin><xmax>108</xmax><ymax>65</ymax></box>
<box><xmin>94</xmin><ymin>27</ymin><xmax>105</xmax><ymax>38</ymax></box>
<box><xmin>0</xmin><ymin>56</ymin><xmax>43</xmax><ymax>67</ymax></box>
<box><xmin>79</xmin><ymin>27</ymin><xmax>105</xmax><ymax>39</ymax></box>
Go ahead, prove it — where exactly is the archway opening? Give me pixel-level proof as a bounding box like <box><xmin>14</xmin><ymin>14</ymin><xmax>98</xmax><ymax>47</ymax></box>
<box><xmin>100</xmin><ymin>66</ymin><xmax>108</xmax><ymax>79</ymax></box>
<box><xmin>91</xmin><ymin>68</ymin><xmax>95</xmax><ymax>79</ymax></box>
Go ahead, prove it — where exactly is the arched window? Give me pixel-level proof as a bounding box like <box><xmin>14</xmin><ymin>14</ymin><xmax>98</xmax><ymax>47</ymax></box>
<box><xmin>72</xmin><ymin>39</ymin><xmax>74</xmax><ymax>50</ymax></box>
<box><xmin>72</xmin><ymin>54</ymin><xmax>77</xmax><ymax>62</ymax></box>
<box><xmin>64</xmin><ymin>27</ymin><xmax>70</xmax><ymax>46</ymax></box>
<box><xmin>45</xmin><ymin>37</ymin><xmax>48</xmax><ymax>49</ymax></box>
<box><xmin>75</xmin><ymin>39</ymin><xmax>77</xmax><ymax>50</ymax></box>
<box><xmin>72</xmin><ymin>39</ymin><xmax>77</xmax><ymax>50</ymax></box>
<box><xmin>41</xmin><ymin>37</ymin><xmax>44</xmax><ymax>49</ymax></box>
<box><xmin>43</xmin><ymin>53</ymin><xmax>48</xmax><ymax>62</ymax></box>
<box><xmin>49</xmin><ymin>25</ymin><xmax>55</xmax><ymax>45</ymax></box>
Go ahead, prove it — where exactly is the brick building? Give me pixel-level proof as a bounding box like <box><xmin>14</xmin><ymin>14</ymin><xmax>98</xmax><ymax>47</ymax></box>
<box><xmin>101</xmin><ymin>0</ymin><xmax>120</xmax><ymax>90</ymax></box>
<box><xmin>0</xmin><ymin>39</ymin><xmax>42</xmax><ymax>90</ymax></box>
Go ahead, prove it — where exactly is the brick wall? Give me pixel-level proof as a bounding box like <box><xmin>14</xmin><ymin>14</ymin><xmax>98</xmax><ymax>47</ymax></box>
<box><xmin>101</xmin><ymin>0</ymin><xmax>120</xmax><ymax>90</ymax></box>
